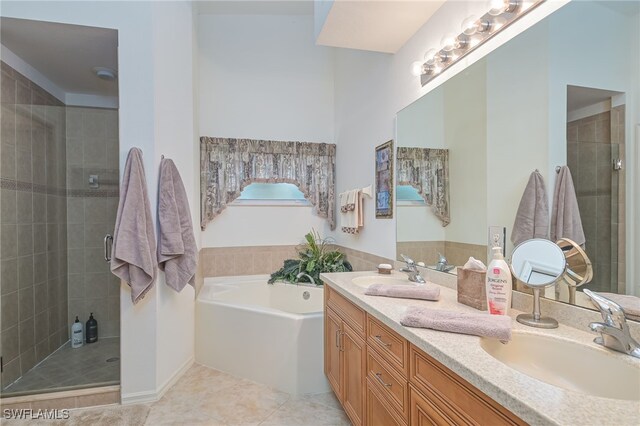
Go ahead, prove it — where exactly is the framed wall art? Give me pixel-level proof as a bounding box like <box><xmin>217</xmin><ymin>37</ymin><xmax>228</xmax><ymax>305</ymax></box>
<box><xmin>375</xmin><ymin>140</ymin><xmax>393</xmax><ymax>218</ymax></box>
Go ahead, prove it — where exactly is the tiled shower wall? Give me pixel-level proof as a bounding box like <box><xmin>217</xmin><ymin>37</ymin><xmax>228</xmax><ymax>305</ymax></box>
<box><xmin>1</xmin><ymin>62</ymin><xmax>68</xmax><ymax>388</ymax></box>
<box><xmin>66</xmin><ymin>107</ymin><xmax>120</xmax><ymax>338</ymax></box>
<box><xmin>567</xmin><ymin>108</ymin><xmax>623</xmax><ymax>293</ymax></box>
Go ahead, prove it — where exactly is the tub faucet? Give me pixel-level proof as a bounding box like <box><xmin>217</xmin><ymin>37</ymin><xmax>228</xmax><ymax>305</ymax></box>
<box><xmin>296</xmin><ymin>272</ymin><xmax>316</xmax><ymax>286</ymax></box>
<box><xmin>400</xmin><ymin>254</ymin><xmax>426</xmax><ymax>284</ymax></box>
<box><xmin>584</xmin><ymin>289</ymin><xmax>640</xmax><ymax>359</ymax></box>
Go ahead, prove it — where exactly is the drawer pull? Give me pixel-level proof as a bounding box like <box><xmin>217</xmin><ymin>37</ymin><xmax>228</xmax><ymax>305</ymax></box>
<box><xmin>375</xmin><ymin>372</ymin><xmax>392</xmax><ymax>388</ymax></box>
<box><xmin>374</xmin><ymin>335</ymin><xmax>392</xmax><ymax>347</ymax></box>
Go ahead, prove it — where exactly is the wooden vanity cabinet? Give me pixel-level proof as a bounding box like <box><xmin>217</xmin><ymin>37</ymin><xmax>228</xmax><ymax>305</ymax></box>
<box><xmin>324</xmin><ymin>284</ymin><xmax>525</xmax><ymax>426</ymax></box>
<box><xmin>325</xmin><ymin>286</ymin><xmax>367</xmax><ymax>425</ymax></box>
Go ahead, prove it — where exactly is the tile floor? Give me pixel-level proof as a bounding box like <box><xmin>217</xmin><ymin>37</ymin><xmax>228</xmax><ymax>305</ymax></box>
<box><xmin>2</xmin><ymin>338</ymin><xmax>120</xmax><ymax>395</ymax></box>
<box><xmin>3</xmin><ymin>363</ymin><xmax>349</xmax><ymax>425</ymax></box>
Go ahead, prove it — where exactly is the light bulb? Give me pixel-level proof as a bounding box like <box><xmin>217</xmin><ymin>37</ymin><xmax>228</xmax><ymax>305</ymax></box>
<box><xmin>488</xmin><ymin>0</ymin><xmax>506</xmax><ymax>16</ymax></box>
<box><xmin>461</xmin><ymin>15</ymin><xmax>479</xmax><ymax>35</ymax></box>
<box><xmin>423</xmin><ymin>48</ymin><xmax>439</xmax><ymax>65</ymax></box>
<box><xmin>411</xmin><ymin>61</ymin><xmax>424</xmax><ymax>77</ymax></box>
<box><xmin>440</xmin><ymin>34</ymin><xmax>457</xmax><ymax>52</ymax></box>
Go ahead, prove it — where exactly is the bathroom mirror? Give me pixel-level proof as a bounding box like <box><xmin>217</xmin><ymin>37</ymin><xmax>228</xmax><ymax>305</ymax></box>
<box><xmin>395</xmin><ymin>0</ymin><xmax>638</xmax><ymax>314</ymax></box>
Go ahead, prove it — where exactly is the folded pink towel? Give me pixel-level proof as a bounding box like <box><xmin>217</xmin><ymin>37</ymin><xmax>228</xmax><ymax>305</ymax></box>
<box><xmin>400</xmin><ymin>306</ymin><xmax>512</xmax><ymax>341</ymax></box>
<box><xmin>365</xmin><ymin>284</ymin><xmax>440</xmax><ymax>301</ymax></box>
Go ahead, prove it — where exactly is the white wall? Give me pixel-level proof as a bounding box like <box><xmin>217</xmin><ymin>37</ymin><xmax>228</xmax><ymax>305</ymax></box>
<box><xmin>331</xmin><ymin>0</ymin><xmax>569</xmax><ymax>260</ymax></box>
<box><xmin>198</xmin><ymin>13</ymin><xmax>335</xmax><ymax>247</ymax></box>
<box><xmin>1</xmin><ymin>0</ymin><xmax>198</xmax><ymax>402</ymax></box>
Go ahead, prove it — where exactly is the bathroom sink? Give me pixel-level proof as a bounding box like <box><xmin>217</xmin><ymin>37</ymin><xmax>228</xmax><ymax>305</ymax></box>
<box><xmin>480</xmin><ymin>332</ymin><xmax>640</xmax><ymax>400</ymax></box>
<box><xmin>351</xmin><ymin>276</ymin><xmax>412</xmax><ymax>288</ymax></box>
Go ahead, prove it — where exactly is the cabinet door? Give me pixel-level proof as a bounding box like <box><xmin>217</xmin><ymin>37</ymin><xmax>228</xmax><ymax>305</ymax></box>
<box><xmin>343</xmin><ymin>323</ymin><xmax>366</xmax><ymax>426</ymax></box>
<box><xmin>367</xmin><ymin>378</ymin><xmax>407</xmax><ymax>426</ymax></box>
<box><xmin>410</xmin><ymin>386</ymin><xmax>463</xmax><ymax>426</ymax></box>
<box><xmin>325</xmin><ymin>308</ymin><xmax>343</xmax><ymax>401</ymax></box>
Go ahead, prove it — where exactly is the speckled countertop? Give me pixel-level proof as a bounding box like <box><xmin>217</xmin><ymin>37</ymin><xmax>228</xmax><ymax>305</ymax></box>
<box><xmin>320</xmin><ymin>270</ymin><xmax>640</xmax><ymax>426</ymax></box>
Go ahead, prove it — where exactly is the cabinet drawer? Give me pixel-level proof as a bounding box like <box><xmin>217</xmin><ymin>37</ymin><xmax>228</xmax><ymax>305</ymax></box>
<box><xmin>410</xmin><ymin>346</ymin><xmax>525</xmax><ymax>426</ymax></box>
<box><xmin>367</xmin><ymin>378</ymin><xmax>408</xmax><ymax>426</ymax></box>
<box><xmin>367</xmin><ymin>315</ymin><xmax>409</xmax><ymax>376</ymax></box>
<box><xmin>367</xmin><ymin>346</ymin><xmax>409</xmax><ymax>422</ymax></box>
<box><xmin>410</xmin><ymin>384</ymin><xmax>466</xmax><ymax>426</ymax></box>
<box><xmin>327</xmin><ymin>286</ymin><xmax>365</xmax><ymax>336</ymax></box>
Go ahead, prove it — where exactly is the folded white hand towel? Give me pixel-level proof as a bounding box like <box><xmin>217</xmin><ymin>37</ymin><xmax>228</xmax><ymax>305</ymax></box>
<box><xmin>463</xmin><ymin>257</ymin><xmax>486</xmax><ymax>271</ymax></box>
<box><xmin>400</xmin><ymin>306</ymin><xmax>512</xmax><ymax>341</ymax></box>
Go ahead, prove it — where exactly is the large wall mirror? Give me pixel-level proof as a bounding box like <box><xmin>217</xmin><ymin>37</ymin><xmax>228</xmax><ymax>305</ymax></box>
<box><xmin>395</xmin><ymin>1</ymin><xmax>639</xmax><ymax>313</ymax></box>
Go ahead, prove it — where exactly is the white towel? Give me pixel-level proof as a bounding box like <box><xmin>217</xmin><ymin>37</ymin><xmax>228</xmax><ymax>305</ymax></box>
<box><xmin>340</xmin><ymin>189</ymin><xmax>363</xmax><ymax>234</ymax></box>
<box><xmin>110</xmin><ymin>148</ymin><xmax>157</xmax><ymax>304</ymax></box>
<box><xmin>157</xmin><ymin>158</ymin><xmax>198</xmax><ymax>293</ymax></box>
<box><xmin>511</xmin><ymin>170</ymin><xmax>549</xmax><ymax>247</ymax></box>
<box><xmin>551</xmin><ymin>166</ymin><xmax>585</xmax><ymax>247</ymax></box>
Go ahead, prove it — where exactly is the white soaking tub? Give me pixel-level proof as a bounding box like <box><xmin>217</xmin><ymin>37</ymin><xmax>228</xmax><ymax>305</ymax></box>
<box><xmin>195</xmin><ymin>275</ymin><xmax>329</xmax><ymax>395</ymax></box>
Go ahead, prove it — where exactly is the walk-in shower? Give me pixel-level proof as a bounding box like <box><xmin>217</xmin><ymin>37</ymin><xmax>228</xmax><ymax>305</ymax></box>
<box><xmin>0</xmin><ymin>18</ymin><xmax>120</xmax><ymax>397</ymax></box>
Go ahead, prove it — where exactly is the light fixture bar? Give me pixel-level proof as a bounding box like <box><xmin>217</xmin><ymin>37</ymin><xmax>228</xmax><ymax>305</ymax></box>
<box><xmin>417</xmin><ymin>0</ymin><xmax>545</xmax><ymax>87</ymax></box>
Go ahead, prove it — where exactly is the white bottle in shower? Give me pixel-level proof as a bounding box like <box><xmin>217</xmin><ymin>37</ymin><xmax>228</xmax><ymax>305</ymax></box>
<box><xmin>71</xmin><ymin>316</ymin><xmax>84</xmax><ymax>348</ymax></box>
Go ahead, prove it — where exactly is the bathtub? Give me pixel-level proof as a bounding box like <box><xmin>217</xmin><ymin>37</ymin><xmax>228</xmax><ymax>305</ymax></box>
<box><xmin>195</xmin><ymin>275</ymin><xmax>329</xmax><ymax>395</ymax></box>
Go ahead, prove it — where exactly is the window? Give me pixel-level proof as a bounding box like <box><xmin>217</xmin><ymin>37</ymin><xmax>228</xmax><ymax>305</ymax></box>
<box><xmin>396</xmin><ymin>185</ymin><xmax>426</xmax><ymax>205</ymax></box>
<box><xmin>231</xmin><ymin>183</ymin><xmax>311</xmax><ymax>206</ymax></box>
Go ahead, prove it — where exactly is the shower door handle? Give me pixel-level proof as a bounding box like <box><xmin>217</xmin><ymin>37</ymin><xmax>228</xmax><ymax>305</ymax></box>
<box><xmin>104</xmin><ymin>234</ymin><xmax>113</xmax><ymax>262</ymax></box>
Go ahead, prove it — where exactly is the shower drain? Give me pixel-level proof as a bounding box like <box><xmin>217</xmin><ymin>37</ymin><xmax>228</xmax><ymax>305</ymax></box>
<box><xmin>106</xmin><ymin>357</ymin><xmax>120</xmax><ymax>363</ymax></box>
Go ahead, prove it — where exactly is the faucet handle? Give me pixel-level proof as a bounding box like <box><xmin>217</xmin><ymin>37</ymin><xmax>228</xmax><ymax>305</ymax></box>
<box><xmin>400</xmin><ymin>254</ymin><xmax>415</xmax><ymax>266</ymax></box>
<box><xmin>583</xmin><ymin>289</ymin><xmax>628</xmax><ymax>328</ymax></box>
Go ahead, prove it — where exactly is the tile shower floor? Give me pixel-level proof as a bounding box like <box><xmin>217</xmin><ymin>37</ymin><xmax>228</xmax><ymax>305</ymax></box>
<box><xmin>3</xmin><ymin>338</ymin><xmax>119</xmax><ymax>395</ymax></box>
<box><xmin>3</xmin><ymin>363</ymin><xmax>349</xmax><ymax>425</ymax></box>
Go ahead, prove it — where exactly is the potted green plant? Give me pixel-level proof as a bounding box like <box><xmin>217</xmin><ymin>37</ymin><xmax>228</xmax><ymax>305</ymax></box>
<box><xmin>269</xmin><ymin>230</ymin><xmax>352</xmax><ymax>285</ymax></box>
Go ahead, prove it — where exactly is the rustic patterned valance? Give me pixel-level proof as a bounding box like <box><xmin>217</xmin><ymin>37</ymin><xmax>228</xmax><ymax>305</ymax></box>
<box><xmin>397</xmin><ymin>147</ymin><xmax>450</xmax><ymax>226</ymax></box>
<box><xmin>200</xmin><ymin>137</ymin><xmax>336</xmax><ymax>230</ymax></box>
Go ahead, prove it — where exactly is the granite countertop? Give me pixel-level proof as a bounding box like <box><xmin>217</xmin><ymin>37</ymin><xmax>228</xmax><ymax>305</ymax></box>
<box><xmin>320</xmin><ymin>270</ymin><xmax>640</xmax><ymax>426</ymax></box>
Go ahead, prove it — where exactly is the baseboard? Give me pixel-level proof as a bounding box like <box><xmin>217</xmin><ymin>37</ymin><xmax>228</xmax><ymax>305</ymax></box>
<box><xmin>121</xmin><ymin>356</ymin><xmax>194</xmax><ymax>405</ymax></box>
<box><xmin>156</xmin><ymin>356</ymin><xmax>195</xmax><ymax>400</ymax></box>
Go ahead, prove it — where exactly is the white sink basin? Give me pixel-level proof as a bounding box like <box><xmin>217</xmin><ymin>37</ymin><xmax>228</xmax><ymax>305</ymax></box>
<box><xmin>351</xmin><ymin>275</ymin><xmax>412</xmax><ymax>288</ymax></box>
<box><xmin>481</xmin><ymin>332</ymin><xmax>640</xmax><ymax>401</ymax></box>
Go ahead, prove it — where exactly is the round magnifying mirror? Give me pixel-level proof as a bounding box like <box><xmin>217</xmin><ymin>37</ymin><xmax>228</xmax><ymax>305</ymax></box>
<box><xmin>510</xmin><ymin>238</ymin><xmax>567</xmax><ymax>329</ymax></box>
<box><xmin>511</xmin><ymin>238</ymin><xmax>566</xmax><ymax>287</ymax></box>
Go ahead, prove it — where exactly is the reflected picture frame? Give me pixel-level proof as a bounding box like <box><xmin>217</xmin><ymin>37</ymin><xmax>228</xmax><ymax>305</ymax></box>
<box><xmin>375</xmin><ymin>140</ymin><xmax>394</xmax><ymax>218</ymax></box>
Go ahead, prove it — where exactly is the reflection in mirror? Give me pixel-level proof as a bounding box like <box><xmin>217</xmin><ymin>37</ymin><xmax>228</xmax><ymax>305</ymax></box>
<box><xmin>395</xmin><ymin>0</ymin><xmax>638</xmax><ymax>314</ymax></box>
<box><xmin>511</xmin><ymin>239</ymin><xmax>566</xmax><ymax>329</ymax></box>
<box><xmin>551</xmin><ymin>238</ymin><xmax>593</xmax><ymax>305</ymax></box>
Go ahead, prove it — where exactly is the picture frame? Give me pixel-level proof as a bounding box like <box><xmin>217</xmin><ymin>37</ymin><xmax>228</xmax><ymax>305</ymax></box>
<box><xmin>375</xmin><ymin>140</ymin><xmax>394</xmax><ymax>218</ymax></box>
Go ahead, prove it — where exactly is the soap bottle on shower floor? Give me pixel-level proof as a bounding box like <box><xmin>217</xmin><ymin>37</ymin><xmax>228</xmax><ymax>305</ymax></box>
<box><xmin>71</xmin><ymin>316</ymin><xmax>84</xmax><ymax>348</ymax></box>
<box><xmin>86</xmin><ymin>313</ymin><xmax>98</xmax><ymax>344</ymax></box>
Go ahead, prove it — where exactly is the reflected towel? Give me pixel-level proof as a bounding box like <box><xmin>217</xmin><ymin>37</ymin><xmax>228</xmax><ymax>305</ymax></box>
<box><xmin>400</xmin><ymin>306</ymin><xmax>512</xmax><ymax>341</ymax></box>
<box><xmin>511</xmin><ymin>170</ymin><xmax>549</xmax><ymax>247</ymax></box>
<box><xmin>157</xmin><ymin>158</ymin><xmax>198</xmax><ymax>293</ymax></box>
<box><xmin>595</xmin><ymin>293</ymin><xmax>640</xmax><ymax>322</ymax></box>
<box><xmin>110</xmin><ymin>148</ymin><xmax>157</xmax><ymax>304</ymax></box>
<box><xmin>365</xmin><ymin>284</ymin><xmax>440</xmax><ymax>301</ymax></box>
<box><xmin>551</xmin><ymin>166</ymin><xmax>585</xmax><ymax>247</ymax></box>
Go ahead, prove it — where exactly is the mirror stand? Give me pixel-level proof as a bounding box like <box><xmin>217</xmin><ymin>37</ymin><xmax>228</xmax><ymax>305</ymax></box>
<box><xmin>516</xmin><ymin>287</ymin><xmax>559</xmax><ymax>329</ymax></box>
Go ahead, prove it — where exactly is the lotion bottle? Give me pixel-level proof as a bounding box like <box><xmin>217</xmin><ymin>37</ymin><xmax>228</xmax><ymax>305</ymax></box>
<box><xmin>485</xmin><ymin>246</ymin><xmax>512</xmax><ymax>315</ymax></box>
<box><xmin>71</xmin><ymin>316</ymin><xmax>84</xmax><ymax>348</ymax></box>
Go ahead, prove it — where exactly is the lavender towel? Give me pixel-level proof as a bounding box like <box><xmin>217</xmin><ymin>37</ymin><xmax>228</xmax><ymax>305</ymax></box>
<box><xmin>110</xmin><ymin>148</ymin><xmax>157</xmax><ymax>304</ymax></box>
<box><xmin>365</xmin><ymin>284</ymin><xmax>440</xmax><ymax>301</ymax></box>
<box><xmin>157</xmin><ymin>158</ymin><xmax>198</xmax><ymax>293</ymax></box>
<box><xmin>550</xmin><ymin>166</ymin><xmax>585</xmax><ymax>247</ymax></box>
<box><xmin>511</xmin><ymin>170</ymin><xmax>549</xmax><ymax>247</ymax></box>
<box><xmin>400</xmin><ymin>306</ymin><xmax>512</xmax><ymax>341</ymax></box>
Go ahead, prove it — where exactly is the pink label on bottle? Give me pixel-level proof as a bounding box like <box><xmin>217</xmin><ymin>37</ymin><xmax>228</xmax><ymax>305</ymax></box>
<box><xmin>493</xmin><ymin>268</ymin><xmax>500</xmax><ymax>274</ymax></box>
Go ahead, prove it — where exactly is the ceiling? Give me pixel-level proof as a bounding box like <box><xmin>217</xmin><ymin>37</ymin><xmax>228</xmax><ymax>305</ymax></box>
<box><xmin>567</xmin><ymin>85</ymin><xmax>623</xmax><ymax>113</ymax></box>
<box><xmin>0</xmin><ymin>17</ymin><xmax>118</xmax><ymax>97</ymax></box>
<box><xmin>316</xmin><ymin>0</ymin><xmax>446</xmax><ymax>53</ymax></box>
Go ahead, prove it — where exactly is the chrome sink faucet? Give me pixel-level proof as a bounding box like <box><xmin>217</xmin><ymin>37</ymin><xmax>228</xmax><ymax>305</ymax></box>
<box><xmin>584</xmin><ymin>289</ymin><xmax>640</xmax><ymax>359</ymax></box>
<box><xmin>400</xmin><ymin>254</ymin><xmax>426</xmax><ymax>284</ymax></box>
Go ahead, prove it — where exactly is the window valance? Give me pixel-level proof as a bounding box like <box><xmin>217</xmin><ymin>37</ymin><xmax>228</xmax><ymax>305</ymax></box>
<box><xmin>200</xmin><ymin>137</ymin><xmax>336</xmax><ymax>230</ymax></box>
<box><xmin>397</xmin><ymin>147</ymin><xmax>450</xmax><ymax>226</ymax></box>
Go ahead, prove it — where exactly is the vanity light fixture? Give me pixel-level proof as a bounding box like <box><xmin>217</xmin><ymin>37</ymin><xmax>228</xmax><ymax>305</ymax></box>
<box><xmin>413</xmin><ymin>0</ymin><xmax>544</xmax><ymax>86</ymax></box>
